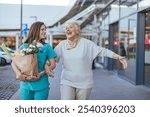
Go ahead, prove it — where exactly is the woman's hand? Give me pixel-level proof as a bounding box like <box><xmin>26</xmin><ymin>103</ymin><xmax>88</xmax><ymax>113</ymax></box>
<box><xmin>112</xmin><ymin>53</ymin><xmax>128</xmax><ymax>69</ymax></box>
<box><xmin>16</xmin><ymin>73</ymin><xmax>27</xmax><ymax>82</ymax></box>
<box><xmin>44</xmin><ymin>63</ymin><xmax>51</xmax><ymax>75</ymax></box>
<box><xmin>118</xmin><ymin>56</ymin><xmax>128</xmax><ymax>69</ymax></box>
<box><xmin>36</xmin><ymin>73</ymin><xmax>42</xmax><ymax>79</ymax></box>
<box><xmin>44</xmin><ymin>63</ymin><xmax>54</xmax><ymax>77</ymax></box>
<box><xmin>18</xmin><ymin>72</ymin><xmax>41</xmax><ymax>81</ymax></box>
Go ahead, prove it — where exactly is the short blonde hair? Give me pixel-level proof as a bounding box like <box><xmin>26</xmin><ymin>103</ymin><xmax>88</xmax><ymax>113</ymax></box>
<box><xmin>65</xmin><ymin>20</ymin><xmax>80</xmax><ymax>35</ymax></box>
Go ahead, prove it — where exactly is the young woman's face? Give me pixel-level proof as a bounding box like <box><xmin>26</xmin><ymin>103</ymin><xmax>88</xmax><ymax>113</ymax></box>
<box><xmin>65</xmin><ymin>24</ymin><xmax>79</xmax><ymax>40</ymax></box>
<box><xmin>39</xmin><ymin>24</ymin><xmax>46</xmax><ymax>40</ymax></box>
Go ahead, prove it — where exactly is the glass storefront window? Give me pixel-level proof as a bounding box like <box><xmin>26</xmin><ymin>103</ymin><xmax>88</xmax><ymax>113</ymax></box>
<box><xmin>102</xmin><ymin>24</ymin><xmax>109</xmax><ymax>68</ymax></box>
<box><xmin>101</xmin><ymin>15</ymin><xmax>109</xmax><ymax>48</ymax></box>
<box><xmin>120</xmin><ymin>0</ymin><xmax>137</xmax><ymax>18</ymax></box>
<box><xmin>139</xmin><ymin>0</ymin><xmax>150</xmax><ymax>10</ymax></box>
<box><xmin>112</xmin><ymin>22</ymin><xmax>119</xmax><ymax>70</ymax></box>
<box><xmin>103</xmin><ymin>25</ymin><xmax>109</xmax><ymax>48</ymax></box>
<box><xmin>113</xmin><ymin>23</ymin><xmax>119</xmax><ymax>54</ymax></box>
<box><xmin>119</xmin><ymin>14</ymin><xmax>137</xmax><ymax>82</ymax></box>
<box><xmin>99</xmin><ymin>15</ymin><xmax>109</xmax><ymax>68</ymax></box>
<box><xmin>144</xmin><ymin>11</ymin><xmax>150</xmax><ymax>85</ymax></box>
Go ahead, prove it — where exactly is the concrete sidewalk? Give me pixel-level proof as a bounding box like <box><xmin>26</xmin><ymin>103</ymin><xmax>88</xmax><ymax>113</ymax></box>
<box><xmin>10</xmin><ymin>63</ymin><xmax>150</xmax><ymax>100</ymax></box>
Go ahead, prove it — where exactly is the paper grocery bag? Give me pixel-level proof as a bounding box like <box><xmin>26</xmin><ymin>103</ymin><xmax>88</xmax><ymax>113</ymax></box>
<box><xmin>12</xmin><ymin>54</ymin><xmax>39</xmax><ymax>81</ymax></box>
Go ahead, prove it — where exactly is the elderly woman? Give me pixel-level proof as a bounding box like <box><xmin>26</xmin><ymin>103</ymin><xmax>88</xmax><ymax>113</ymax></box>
<box><xmin>54</xmin><ymin>21</ymin><xmax>127</xmax><ymax>100</ymax></box>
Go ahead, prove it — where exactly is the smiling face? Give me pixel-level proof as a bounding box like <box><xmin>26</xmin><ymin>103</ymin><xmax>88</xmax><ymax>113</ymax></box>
<box><xmin>27</xmin><ymin>21</ymin><xmax>46</xmax><ymax>43</ymax></box>
<box><xmin>39</xmin><ymin>24</ymin><xmax>46</xmax><ymax>40</ymax></box>
<box><xmin>65</xmin><ymin>22</ymin><xmax>80</xmax><ymax>41</ymax></box>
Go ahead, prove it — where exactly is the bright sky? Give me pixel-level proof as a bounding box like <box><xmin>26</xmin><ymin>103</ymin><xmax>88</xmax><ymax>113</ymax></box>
<box><xmin>0</xmin><ymin>0</ymin><xmax>77</xmax><ymax>29</ymax></box>
<box><xmin>0</xmin><ymin>0</ymin><xmax>70</xmax><ymax>6</ymax></box>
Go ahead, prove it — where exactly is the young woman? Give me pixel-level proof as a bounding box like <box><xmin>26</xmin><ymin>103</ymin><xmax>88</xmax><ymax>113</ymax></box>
<box><xmin>12</xmin><ymin>21</ymin><xmax>56</xmax><ymax>100</ymax></box>
<box><xmin>54</xmin><ymin>21</ymin><xmax>128</xmax><ymax>100</ymax></box>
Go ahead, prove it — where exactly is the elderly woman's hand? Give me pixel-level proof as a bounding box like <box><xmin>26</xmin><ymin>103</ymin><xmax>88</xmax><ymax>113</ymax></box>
<box><xmin>44</xmin><ymin>62</ymin><xmax>54</xmax><ymax>77</ymax></box>
<box><xmin>112</xmin><ymin>54</ymin><xmax>128</xmax><ymax>69</ymax></box>
<box><xmin>118</xmin><ymin>56</ymin><xmax>128</xmax><ymax>69</ymax></box>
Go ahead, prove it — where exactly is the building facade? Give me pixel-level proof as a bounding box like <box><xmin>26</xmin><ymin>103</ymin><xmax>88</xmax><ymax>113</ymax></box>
<box><xmin>96</xmin><ymin>0</ymin><xmax>150</xmax><ymax>86</ymax></box>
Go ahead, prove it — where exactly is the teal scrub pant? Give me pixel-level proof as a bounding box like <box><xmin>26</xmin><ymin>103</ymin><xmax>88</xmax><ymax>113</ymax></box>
<box><xmin>20</xmin><ymin>88</ymin><xmax>49</xmax><ymax>100</ymax></box>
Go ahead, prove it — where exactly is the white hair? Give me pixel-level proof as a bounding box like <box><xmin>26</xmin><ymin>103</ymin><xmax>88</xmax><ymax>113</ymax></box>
<box><xmin>65</xmin><ymin>20</ymin><xmax>80</xmax><ymax>35</ymax></box>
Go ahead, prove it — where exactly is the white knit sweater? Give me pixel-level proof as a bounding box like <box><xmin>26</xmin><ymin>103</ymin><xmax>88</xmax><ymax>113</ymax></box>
<box><xmin>54</xmin><ymin>38</ymin><xmax>114</xmax><ymax>88</ymax></box>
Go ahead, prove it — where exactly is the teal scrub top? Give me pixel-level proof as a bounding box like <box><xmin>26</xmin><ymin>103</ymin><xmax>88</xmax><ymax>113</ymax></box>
<box><xmin>19</xmin><ymin>43</ymin><xmax>57</xmax><ymax>91</ymax></box>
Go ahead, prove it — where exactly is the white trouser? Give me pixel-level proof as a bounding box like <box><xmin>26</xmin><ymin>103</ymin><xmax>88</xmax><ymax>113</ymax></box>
<box><xmin>60</xmin><ymin>84</ymin><xmax>92</xmax><ymax>100</ymax></box>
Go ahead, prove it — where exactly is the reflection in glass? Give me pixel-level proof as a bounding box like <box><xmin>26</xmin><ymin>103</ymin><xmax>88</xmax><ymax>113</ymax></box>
<box><xmin>119</xmin><ymin>14</ymin><xmax>137</xmax><ymax>82</ymax></box>
<box><xmin>144</xmin><ymin>11</ymin><xmax>150</xmax><ymax>85</ymax></box>
<box><xmin>101</xmin><ymin>20</ymin><xmax>109</xmax><ymax>68</ymax></box>
<box><xmin>112</xmin><ymin>22</ymin><xmax>119</xmax><ymax>70</ymax></box>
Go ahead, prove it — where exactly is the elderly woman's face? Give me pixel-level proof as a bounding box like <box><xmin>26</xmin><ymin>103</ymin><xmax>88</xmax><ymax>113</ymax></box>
<box><xmin>65</xmin><ymin>24</ymin><xmax>79</xmax><ymax>40</ymax></box>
